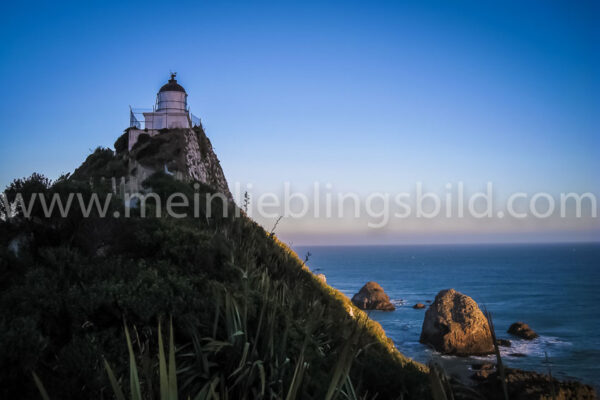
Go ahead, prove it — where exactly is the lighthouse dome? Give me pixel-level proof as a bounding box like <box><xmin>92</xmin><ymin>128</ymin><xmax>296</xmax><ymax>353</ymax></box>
<box><xmin>159</xmin><ymin>74</ymin><xmax>186</xmax><ymax>93</ymax></box>
<box><xmin>155</xmin><ymin>73</ymin><xmax>188</xmax><ymax>113</ymax></box>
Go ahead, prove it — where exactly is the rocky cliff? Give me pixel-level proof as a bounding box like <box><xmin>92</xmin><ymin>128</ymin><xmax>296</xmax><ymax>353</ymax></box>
<box><xmin>124</xmin><ymin>126</ymin><xmax>232</xmax><ymax>198</ymax></box>
<box><xmin>73</xmin><ymin>125</ymin><xmax>232</xmax><ymax>198</ymax></box>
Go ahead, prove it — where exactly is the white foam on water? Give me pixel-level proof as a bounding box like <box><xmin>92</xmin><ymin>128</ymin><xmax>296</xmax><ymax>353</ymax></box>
<box><xmin>425</xmin><ymin>335</ymin><xmax>575</xmax><ymax>366</ymax></box>
<box><xmin>390</xmin><ymin>298</ymin><xmax>406</xmax><ymax>306</ymax></box>
<box><xmin>500</xmin><ymin>335</ymin><xmax>573</xmax><ymax>359</ymax></box>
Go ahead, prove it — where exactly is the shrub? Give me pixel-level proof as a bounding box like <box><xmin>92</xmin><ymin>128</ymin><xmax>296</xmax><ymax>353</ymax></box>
<box><xmin>71</xmin><ymin>147</ymin><xmax>128</xmax><ymax>180</ymax></box>
<box><xmin>114</xmin><ymin>132</ymin><xmax>128</xmax><ymax>154</ymax></box>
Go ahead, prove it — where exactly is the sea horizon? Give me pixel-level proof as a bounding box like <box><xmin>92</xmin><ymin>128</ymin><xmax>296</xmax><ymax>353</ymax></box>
<box><xmin>293</xmin><ymin>240</ymin><xmax>600</xmax><ymax>247</ymax></box>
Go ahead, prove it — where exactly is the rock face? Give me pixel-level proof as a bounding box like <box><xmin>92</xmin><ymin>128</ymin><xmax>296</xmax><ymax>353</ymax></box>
<box><xmin>508</xmin><ymin>322</ymin><xmax>539</xmax><ymax>340</ymax></box>
<box><xmin>117</xmin><ymin>126</ymin><xmax>232</xmax><ymax>198</ymax></box>
<box><xmin>351</xmin><ymin>282</ymin><xmax>395</xmax><ymax>311</ymax></box>
<box><xmin>420</xmin><ymin>289</ymin><xmax>494</xmax><ymax>356</ymax></box>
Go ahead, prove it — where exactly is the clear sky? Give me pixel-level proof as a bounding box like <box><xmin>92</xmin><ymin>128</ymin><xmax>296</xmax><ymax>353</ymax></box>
<box><xmin>1</xmin><ymin>0</ymin><xmax>598</xmax><ymax>244</ymax></box>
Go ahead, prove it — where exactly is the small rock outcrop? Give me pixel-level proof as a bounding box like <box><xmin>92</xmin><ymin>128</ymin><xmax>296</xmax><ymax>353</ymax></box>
<box><xmin>413</xmin><ymin>303</ymin><xmax>426</xmax><ymax>309</ymax></box>
<box><xmin>351</xmin><ymin>282</ymin><xmax>395</xmax><ymax>311</ymax></box>
<box><xmin>497</xmin><ymin>338</ymin><xmax>512</xmax><ymax>347</ymax></box>
<box><xmin>476</xmin><ymin>367</ymin><xmax>597</xmax><ymax>400</ymax></box>
<box><xmin>508</xmin><ymin>322</ymin><xmax>539</xmax><ymax>340</ymax></box>
<box><xmin>471</xmin><ymin>363</ymin><xmax>496</xmax><ymax>381</ymax></box>
<box><xmin>420</xmin><ymin>289</ymin><xmax>494</xmax><ymax>356</ymax></box>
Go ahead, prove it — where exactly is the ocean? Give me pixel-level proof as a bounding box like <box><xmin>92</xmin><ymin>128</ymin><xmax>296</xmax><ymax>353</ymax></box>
<box><xmin>294</xmin><ymin>243</ymin><xmax>600</xmax><ymax>388</ymax></box>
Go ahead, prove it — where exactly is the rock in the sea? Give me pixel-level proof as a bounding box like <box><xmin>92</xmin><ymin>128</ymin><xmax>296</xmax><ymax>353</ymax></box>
<box><xmin>419</xmin><ymin>289</ymin><xmax>494</xmax><ymax>356</ymax></box>
<box><xmin>413</xmin><ymin>303</ymin><xmax>426</xmax><ymax>309</ymax></box>
<box><xmin>497</xmin><ymin>338</ymin><xmax>512</xmax><ymax>347</ymax></box>
<box><xmin>508</xmin><ymin>322</ymin><xmax>539</xmax><ymax>340</ymax></box>
<box><xmin>351</xmin><ymin>282</ymin><xmax>395</xmax><ymax>311</ymax></box>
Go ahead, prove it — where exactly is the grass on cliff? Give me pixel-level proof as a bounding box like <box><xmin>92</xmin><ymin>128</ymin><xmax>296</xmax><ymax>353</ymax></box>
<box><xmin>0</xmin><ymin>171</ymin><xmax>428</xmax><ymax>399</ymax></box>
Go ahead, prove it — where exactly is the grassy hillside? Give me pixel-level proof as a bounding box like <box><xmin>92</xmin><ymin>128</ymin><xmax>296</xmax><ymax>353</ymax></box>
<box><xmin>0</xmin><ymin>165</ymin><xmax>429</xmax><ymax>399</ymax></box>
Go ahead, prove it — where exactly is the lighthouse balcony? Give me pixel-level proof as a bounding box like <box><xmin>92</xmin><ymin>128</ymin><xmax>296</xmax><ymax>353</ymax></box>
<box><xmin>127</xmin><ymin>107</ymin><xmax>202</xmax><ymax>151</ymax></box>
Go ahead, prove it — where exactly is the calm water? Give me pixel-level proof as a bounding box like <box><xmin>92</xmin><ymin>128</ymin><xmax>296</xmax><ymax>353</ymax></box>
<box><xmin>295</xmin><ymin>243</ymin><xmax>600</xmax><ymax>387</ymax></box>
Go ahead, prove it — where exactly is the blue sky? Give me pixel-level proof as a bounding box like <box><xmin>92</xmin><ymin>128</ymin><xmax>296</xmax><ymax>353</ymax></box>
<box><xmin>0</xmin><ymin>0</ymin><xmax>598</xmax><ymax>243</ymax></box>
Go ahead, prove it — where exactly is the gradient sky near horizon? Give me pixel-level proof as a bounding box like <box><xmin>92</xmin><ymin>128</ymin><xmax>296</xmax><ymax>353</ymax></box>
<box><xmin>1</xmin><ymin>0</ymin><xmax>598</xmax><ymax>244</ymax></box>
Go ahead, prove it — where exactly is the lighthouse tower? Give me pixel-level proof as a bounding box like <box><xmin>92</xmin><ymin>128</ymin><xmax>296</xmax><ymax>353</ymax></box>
<box><xmin>143</xmin><ymin>73</ymin><xmax>190</xmax><ymax>130</ymax></box>
<box><xmin>128</xmin><ymin>74</ymin><xmax>199</xmax><ymax>150</ymax></box>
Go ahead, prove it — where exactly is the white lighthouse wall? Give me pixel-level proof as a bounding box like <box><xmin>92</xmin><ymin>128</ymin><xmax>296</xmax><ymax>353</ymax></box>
<box><xmin>143</xmin><ymin>111</ymin><xmax>190</xmax><ymax>130</ymax></box>
<box><xmin>128</xmin><ymin>90</ymin><xmax>191</xmax><ymax>150</ymax></box>
<box><xmin>157</xmin><ymin>91</ymin><xmax>187</xmax><ymax>111</ymax></box>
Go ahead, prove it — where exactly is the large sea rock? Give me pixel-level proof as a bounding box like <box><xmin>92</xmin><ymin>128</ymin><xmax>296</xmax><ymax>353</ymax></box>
<box><xmin>420</xmin><ymin>289</ymin><xmax>494</xmax><ymax>356</ymax></box>
<box><xmin>351</xmin><ymin>282</ymin><xmax>395</xmax><ymax>311</ymax></box>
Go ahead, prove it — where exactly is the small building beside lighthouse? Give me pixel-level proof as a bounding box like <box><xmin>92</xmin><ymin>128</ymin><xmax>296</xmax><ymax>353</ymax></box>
<box><xmin>128</xmin><ymin>74</ymin><xmax>201</xmax><ymax>150</ymax></box>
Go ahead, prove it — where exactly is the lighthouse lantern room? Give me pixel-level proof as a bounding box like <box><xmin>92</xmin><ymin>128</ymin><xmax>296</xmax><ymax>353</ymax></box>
<box><xmin>128</xmin><ymin>73</ymin><xmax>200</xmax><ymax>150</ymax></box>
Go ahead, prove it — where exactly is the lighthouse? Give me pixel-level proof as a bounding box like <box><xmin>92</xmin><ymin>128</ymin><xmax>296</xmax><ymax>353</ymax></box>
<box><xmin>128</xmin><ymin>74</ymin><xmax>200</xmax><ymax>150</ymax></box>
